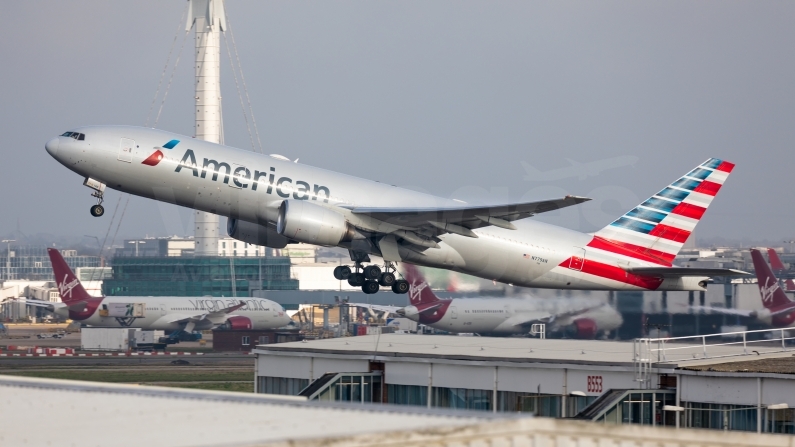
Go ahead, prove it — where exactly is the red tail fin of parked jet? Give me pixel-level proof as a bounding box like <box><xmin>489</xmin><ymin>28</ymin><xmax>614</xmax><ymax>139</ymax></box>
<box><xmin>47</xmin><ymin>248</ymin><xmax>95</xmax><ymax>305</ymax></box>
<box><xmin>751</xmin><ymin>249</ymin><xmax>792</xmax><ymax>310</ymax></box>
<box><xmin>767</xmin><ymin>248</ymin><xmax>795</xmax><ymax>292</ymax></box>
<box><xmin>402</xmin><ymin>263</ymin><xmax>440</xmax><ymax>306</ymax></box>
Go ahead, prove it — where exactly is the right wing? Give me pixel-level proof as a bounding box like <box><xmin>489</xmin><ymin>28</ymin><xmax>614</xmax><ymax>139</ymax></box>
<box><xmin>689</xmin><ymin>305</ymin><xmax>754</xmax><ymax>317</ymax></box>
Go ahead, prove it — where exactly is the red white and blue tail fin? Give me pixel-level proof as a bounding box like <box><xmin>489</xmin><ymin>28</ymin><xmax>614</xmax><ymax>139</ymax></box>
<box><xmin>401</xmin><ymin>264</ymin><xmax>440</xmax><ymax>306</ymax></box>
<box><xmin>592</xmin><ymin>158</ymin><xmax>734</xmax><ymax>266</ymax></box>
<box><xmin>767</xmin><ymin>248</ymin><xmax>795</xmax><ymax>292</ymax></box>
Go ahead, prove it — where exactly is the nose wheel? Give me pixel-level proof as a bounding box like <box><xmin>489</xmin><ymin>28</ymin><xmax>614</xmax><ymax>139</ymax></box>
<box><xmin>84</xmin><ymin>177</ymin><xmax>106</xmax><ymax>218</ymax></box>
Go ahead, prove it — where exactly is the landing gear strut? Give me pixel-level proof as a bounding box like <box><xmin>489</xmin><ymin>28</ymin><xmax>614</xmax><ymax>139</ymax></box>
<box><xmin>84</xmin><ymin>177</ymin><xmax>106</xmax><ymax>217</ymax></box>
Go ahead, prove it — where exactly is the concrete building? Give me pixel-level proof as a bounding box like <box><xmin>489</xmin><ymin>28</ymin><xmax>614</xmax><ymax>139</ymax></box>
<box><xmin>0</xmin><ymin>374</ymin><xmax>787</xmax><ymax>447</ymax></box>
<box><xmin>254</xmin><ymin>328</ymin><xmax>795</xmax><ymax>434</ymax></box>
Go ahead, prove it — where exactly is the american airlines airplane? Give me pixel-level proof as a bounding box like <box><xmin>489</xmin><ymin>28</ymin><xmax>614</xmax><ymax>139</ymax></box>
<box><xmin>45</xmin><ymin>127</ymin><xmax>745</xmax><ymax>295</ymax></box>
<box><xmin>22</xmin><ymin>249</ymin><xmax>292</xmax><ymax>332</ymax></box>
<box><xmin>358</xmin><ymin>264</ymin><xmax>622</xmax><ymax>338</ymax></box>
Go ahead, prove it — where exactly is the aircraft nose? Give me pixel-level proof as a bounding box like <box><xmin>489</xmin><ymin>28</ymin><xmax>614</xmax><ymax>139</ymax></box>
<box><xmin>45</xmin><ymin>137</ymin><xmax>59</xmax><ymax>156</ymax></box>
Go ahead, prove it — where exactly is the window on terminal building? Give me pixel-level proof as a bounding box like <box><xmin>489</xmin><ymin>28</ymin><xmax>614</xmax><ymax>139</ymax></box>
<box><xmin>242</xmin><ymin>336</ymin><xmax>250</xmax><ymax>345</ymax></box>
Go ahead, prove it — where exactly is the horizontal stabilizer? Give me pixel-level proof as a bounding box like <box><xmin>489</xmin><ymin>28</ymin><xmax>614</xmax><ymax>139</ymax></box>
<box><xmin>627</xmin><ymin>267</ymin><xmax>749</xmax><ymax>277</ymax></box>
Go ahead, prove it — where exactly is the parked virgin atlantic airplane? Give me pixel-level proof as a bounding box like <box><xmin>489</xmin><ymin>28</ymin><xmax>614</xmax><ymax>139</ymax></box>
<box><xmin>46</xmin><ymin>127</ymin><xmax>745</xmax><ymax>294</ymax></box>
<box><xmin>357</xmin><ymin>264</ymin><xmax>622</xmax><ymax>338</ymax></box>
<box><xmin>20</xmin><ymin>249</ymin><xmax>292</xmax><ymax>332</ymax></box>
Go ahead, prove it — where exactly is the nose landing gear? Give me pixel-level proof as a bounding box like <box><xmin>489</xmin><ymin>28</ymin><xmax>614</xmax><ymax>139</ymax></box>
<box><xmin>83</xmin><ymin>177</ymin><xmax>106</xmax><ymax>217</ymax></box>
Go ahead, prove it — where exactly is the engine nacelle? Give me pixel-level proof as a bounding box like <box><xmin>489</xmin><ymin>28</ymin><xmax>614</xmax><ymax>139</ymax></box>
<box><xmin>227</xmin><ymin>218</ymin><xmax>289</xmax><ymax>249</ymax></box>
<box><xmin>221</xmin><ymin>316</ymin><xmax>253</xmax><ymax>330</ymax></box>
<box><xmin>568</xmin><ymin>318</ymin><xmax>598</xmax><ymax>339</ymax></box>
<box><xmin>276</xmin><ymin>200</ymin><xmax>353</xmax><ymax>246</ymax></box>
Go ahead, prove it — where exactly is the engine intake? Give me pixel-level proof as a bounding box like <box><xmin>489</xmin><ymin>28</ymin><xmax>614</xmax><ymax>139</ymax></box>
<box><xmin>276</xmin><ymin>200</ymin><xmax>353</xmax><ymax>246</ymax></box>
<box><xmin>227</xmin><ymin>218</ymin><xmax>290</xmax><ymax>249</ymax></box>
<box><xmin>221</xmin><ymin>316</ymin><xmax>252</xmax><ymax>331</ymax></box>
<box><xmin>568</xmin><ymin>318</ymin><xmax>598</xmax><ymax>339</ymax></box>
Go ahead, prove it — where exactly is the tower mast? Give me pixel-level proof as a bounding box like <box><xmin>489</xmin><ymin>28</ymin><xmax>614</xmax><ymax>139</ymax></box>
<box><xmin>187</xmin><ymin>0</ymin><xmax>226</xmax><ymax>256</ymax></box>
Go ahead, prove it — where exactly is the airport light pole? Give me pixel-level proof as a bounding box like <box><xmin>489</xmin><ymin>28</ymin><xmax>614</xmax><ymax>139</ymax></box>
<box><xmin>187</xmin><ymin>0</ymin><xmax>226</xmax><ymax>257</ymax></box>
<box><xmin>2</xmin><ymin>239</ymin><xmax>14</xmax><ymax>281</ymax></box>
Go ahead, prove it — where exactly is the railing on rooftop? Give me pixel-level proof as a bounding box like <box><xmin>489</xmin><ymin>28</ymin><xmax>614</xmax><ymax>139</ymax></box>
<box><xmin>633</xmin><ymin>327</ymin><xmax>795</xmax><ymax>389</ymax></box>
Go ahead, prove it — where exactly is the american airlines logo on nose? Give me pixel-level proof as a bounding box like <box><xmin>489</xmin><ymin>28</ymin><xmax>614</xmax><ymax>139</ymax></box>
<box><xmin>141</xmin><ymin>140</ymin><xmax>180</xmax><ymax>167</ymax></box>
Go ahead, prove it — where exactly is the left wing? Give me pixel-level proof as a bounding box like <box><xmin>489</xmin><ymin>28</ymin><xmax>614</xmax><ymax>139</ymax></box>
<box><xmin>346</xmin><ymin>196</ymin><xmax>590</xmax><ymax>236</ymax></box>
<box><xmin>626</xmin><ymin>267</ymin><xmax>749</xmax><ymax>277</ymax></box>
<box><xmin>168</xmin><ymin>301</ymin><xmax>247</xmax><ymax>330</ymax></box>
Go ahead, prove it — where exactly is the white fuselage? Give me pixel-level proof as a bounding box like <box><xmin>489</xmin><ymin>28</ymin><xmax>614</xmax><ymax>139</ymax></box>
<box><xmin>46</xmin><ymin>126</ymin><xmax>703</xmax><ymax>292</ymax></box>
<box><xmin>403</xmin><ymin>296</ymin><xmax>622</xmax><ymax>336</ymax></box>
<box><xmin>57</xmin><ymin>296</ymin><xmax>291</xmax><ymax>331</ymax></box>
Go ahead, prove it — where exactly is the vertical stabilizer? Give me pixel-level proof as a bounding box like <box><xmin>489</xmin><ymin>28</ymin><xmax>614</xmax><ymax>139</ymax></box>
<box><xmin>593</xmin><ymin>158</ymin><xmax>734</xmax><ymax>266</ymax></box>
<box><xmin>767</xmin><ymin>248</ymin><xmax>795</xmax><ymax>292</ymax></box>
<box><xmin>401</xmin><ymin>264</ymin><xmax>440</xmax><ymax>306</ymax></box>
<box><xmin>47</xmin><ymin>249</ymin><xmax>93</xmax><ymax>305</ymax></box>
<box><xmin>751</xmin><ymin>249</ymin><xmax>792</xmax><ymax>309</ymax></box>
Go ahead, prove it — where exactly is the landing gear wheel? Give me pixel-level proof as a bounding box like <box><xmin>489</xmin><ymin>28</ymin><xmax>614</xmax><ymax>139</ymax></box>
<box><xmin>90</xmin><ymin>204</ymin><xmax>104</xmax><ymax>217</ymax></box>
<box><xmin>392</xmin><ymin>280</ymin><xmax>409</xmax><ymax>294</ymax></box>
<box><xmin>378</xmin><ymin>272</ymin><xmax>396</xmax><ymax>287</ymax></box>
<box><xmin>348</xmin><ymin>273</ymin><xmax>365</xmax><ymax>287</ymax></box>
<box><xmin>363</xmin><ymin>265</ymin><xmax>381</xmax><ymax>280</ymax></box>
<box><xmin>339</xmin><ymin>266</ymin><xmax>351</xmax><ymax>279</ymax></box>
<box><xmin>362</xmin><ymin>280</ymin><xmax>380</xmax><ymax>294</ymax></box>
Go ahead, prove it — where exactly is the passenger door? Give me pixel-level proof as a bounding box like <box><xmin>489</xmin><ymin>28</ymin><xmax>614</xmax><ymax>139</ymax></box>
<box><xmin>118</xmin><ymin>138</ymin><xmax>135</xmax><ymax>163</ymax></box>
<box><xmin>568</xmin><ymin>247</ymin><xmax>586</xmax><ymax>271</ymax></box>
<box><xmin>450</xmin><ymin>306</ymin><xmax>457</xmax><ymax>319</ymax></box>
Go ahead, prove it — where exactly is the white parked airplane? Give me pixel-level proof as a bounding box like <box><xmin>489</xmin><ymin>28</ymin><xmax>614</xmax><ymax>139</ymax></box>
<box><xmin>21</xmin><ymin>249</ymin><xmax>292</xmax><ymax>332</ymax></box>
<box><xmin>45</xmin><ymin>127</ymin><xmax>746</xmax><ymax>294</ymax></box>
<box><xmin>356</xmin><ymin>265</ymin><xmax>622</xmax><ymax>338</ymax></box>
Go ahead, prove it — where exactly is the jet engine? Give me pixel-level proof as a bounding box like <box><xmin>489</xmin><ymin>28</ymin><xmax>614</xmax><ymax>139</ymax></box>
<box><xmin>567</xmin><ymin>318</ymin><xmax>598</xmax><ymax>339</ymax></box>
<box><xmin>221</xmin><ymin>316</ymin><xmax>253</xmax><ymax>330</ymax></box>
<box><xmin>227</xmin><ymin>218</ymin><xmax>289</xmax><ymax>249</ymax></box>
<box><xmin>276</xmin><ymin>200</ymin><xmax>354</xmax><ymax>246</ymax></box>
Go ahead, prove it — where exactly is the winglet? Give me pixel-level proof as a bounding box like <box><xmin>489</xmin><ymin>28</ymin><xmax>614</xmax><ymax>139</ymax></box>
<box><xmin>47</xmin><ymin>248</ymin><xmax>93</xmax><ymax>305</ymax></box>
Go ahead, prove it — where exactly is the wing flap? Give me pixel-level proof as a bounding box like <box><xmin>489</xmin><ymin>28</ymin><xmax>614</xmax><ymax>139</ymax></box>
<box><xmin>348</xmin><ymin>196</ymin><xmax>590</xmax><ymax>229</ymax></box>
<box><xmin>627</xmin><ymin>267</ymin><xmax>749</xmax><ymax>277</ymax></box>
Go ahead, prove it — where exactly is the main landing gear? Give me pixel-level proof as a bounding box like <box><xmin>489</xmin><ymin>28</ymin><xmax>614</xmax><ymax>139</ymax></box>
<box><xmin>333</xmin><ymin>261</ymin><xmax>409</xmax><ymax>295</ymax></box>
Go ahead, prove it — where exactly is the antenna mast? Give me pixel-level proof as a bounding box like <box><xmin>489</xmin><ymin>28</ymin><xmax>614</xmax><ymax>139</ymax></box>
<box><xmin>186</xmin><ymin>0</ymin><xmax>226</xmax><ymax>256</ymax></box>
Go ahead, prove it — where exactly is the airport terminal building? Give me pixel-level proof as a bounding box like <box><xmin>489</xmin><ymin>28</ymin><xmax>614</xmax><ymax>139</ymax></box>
<box><xmin>254</xmin><ymin>330</ymin><xmax>795</xmax><ymax>434</ymax></box>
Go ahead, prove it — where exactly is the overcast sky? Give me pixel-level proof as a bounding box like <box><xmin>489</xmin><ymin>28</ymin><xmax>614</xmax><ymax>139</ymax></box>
<box><xmin>1</xmin><ymin>1</ymin><xmax>793</xmax><ymax>245</ymax></box>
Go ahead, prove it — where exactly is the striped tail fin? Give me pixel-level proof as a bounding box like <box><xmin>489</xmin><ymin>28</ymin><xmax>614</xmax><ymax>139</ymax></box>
<box><xmin>592</xmin><ymin>158</ymin><xmax>734</xmax><ymax>266</ymax></box>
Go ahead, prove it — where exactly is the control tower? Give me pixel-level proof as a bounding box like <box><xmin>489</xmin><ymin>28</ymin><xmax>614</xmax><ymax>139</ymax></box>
<box><xmin>186</xmin><ymin>0</ymin><xmax>226</xmax><ymax>256</ymax></box>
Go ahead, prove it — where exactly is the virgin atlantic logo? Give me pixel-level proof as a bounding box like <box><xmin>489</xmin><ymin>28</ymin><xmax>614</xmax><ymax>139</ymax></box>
<box><xmin>761</xmin><ymin>277</ymin><xmax>779</xmax><ymax>303</ymax></box>
<box><xmin>409</xmin><ymin>281</ymin><xmax>429</xmax><ymax>304</ymax></box>
<box><xmin>59</xmin><ymin>274</ymin><xmax>80</xmax><ymax>299</ymax></box>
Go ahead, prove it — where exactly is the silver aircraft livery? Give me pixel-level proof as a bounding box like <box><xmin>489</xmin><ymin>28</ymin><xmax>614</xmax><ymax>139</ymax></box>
<box><xmin>45</xmin><ymin>127</ymin><xmax>746</xmax><ymax>294</ymax></box>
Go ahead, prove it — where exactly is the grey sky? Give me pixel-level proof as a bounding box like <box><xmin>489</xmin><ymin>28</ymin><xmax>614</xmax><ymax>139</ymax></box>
<box><xmin>2</xmin><ymin>1</ymin><xmax>793</xmax><ymax>243</ymax></box>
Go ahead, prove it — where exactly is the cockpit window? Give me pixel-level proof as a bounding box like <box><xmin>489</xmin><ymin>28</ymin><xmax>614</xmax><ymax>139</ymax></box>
<box><xmin>61</xmin><ymin>132</ymin><xmax>85</xmax><ymax>140</ymax></box>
